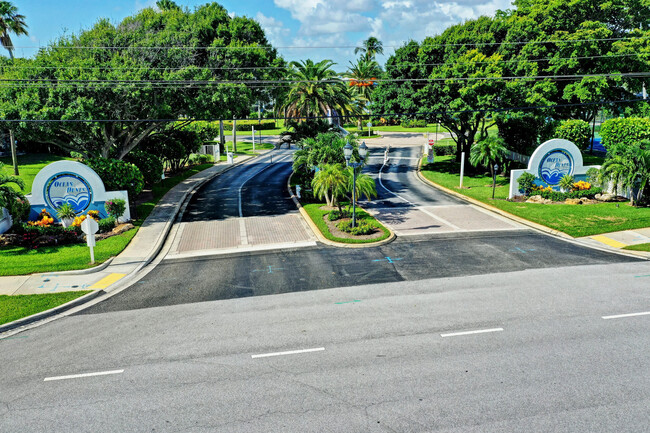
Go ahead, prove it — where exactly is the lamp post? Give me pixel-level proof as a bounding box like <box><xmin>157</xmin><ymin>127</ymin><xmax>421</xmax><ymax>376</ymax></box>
<box><xmin>492</xmin><ymin>163</ymin><xmax>499</xmax><ymax>199</ymax></box>
<box><xmin>344</xmin><ymin>141</ymin><xmax>368</xmax><ymax>228</ymax></box>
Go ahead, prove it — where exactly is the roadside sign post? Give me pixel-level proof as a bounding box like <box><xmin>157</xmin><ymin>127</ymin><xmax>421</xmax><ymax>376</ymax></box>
<box><xmin>81</xmin><ymin>217</ymin><xmax>99</xmax><ymax>264</ymax></box>
<box><xmin>460</xmin><ymin>151</ymin><xmax>465</xmax><ymax>188</ymax></box>
<box><xmin>427</xmin><ymin>137</ymin><xmax>435</xmax><ymax>164</ymax></box>
<box><xmin>252</xmin><ymin>126</ymin><xmax>256</xmax><ymax>153</ymax></box>
<box><xmin>367</xmin><ymin>121</ymin><xmax>372</xmax><ymax>137</ymax></box>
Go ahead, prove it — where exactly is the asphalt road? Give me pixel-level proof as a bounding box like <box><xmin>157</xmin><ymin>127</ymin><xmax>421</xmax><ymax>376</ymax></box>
<box><xmin>2</xmin><ymin>262</ymin><xmax>650</xmax><ymax>432</ymax></box>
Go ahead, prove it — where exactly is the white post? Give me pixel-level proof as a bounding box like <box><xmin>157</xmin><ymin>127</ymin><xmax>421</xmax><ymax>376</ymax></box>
<box><xmin>460</xmin><ymin>152</ymin><xmax>465</xmax><ymax>188</ymax></box>
<box><xmin>252</xmin><ymin>126</ymin><xmax>256</xmax><ymax>153</ymax></box>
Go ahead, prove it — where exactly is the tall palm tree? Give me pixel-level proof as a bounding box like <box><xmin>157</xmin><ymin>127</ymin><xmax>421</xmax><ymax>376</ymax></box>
<box><xmin>345</xmin><ymin>58</ymin><xmax>382</xmax><ymax>127</ymax></box>
<box><xmin>354</xmin><ymin>37</ymin><xmax>383</xmax><ymax>62</ymax></box>
<box><xmin>0</xmin><ymin>1</ymin><xmax>27</xmax><ymax>60</ymax></box>
<box><xmin>281</xmin><ymin>59</ymin><xmax>356</xmax><ymax>121</ymax></box>
<box><xmin>0</xmin><ymin>1</ymin><xmax>27</xmax><ymax>176</ymax></box>
<box><xmin>469</xmin><ymin>136</ymin><xmax>508</xmax><ymax>185</ymax></box>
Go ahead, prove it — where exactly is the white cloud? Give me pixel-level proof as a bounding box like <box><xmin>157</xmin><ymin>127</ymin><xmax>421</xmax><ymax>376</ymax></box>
<box><xmin>134</xmin><ymin>0</ymin><xmax>156</xmax><ymax>12</ymax></box>
<box><xmin>255</xmin><ymin>12</ymin><xmax>290</xmax><ymax>46</ymax></box>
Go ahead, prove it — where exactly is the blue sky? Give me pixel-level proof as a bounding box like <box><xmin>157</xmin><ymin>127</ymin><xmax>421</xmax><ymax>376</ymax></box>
<box><xmin>11</xmin><ymin>0</ymin><xmax>512</xmax><ymax>69</ymax></box>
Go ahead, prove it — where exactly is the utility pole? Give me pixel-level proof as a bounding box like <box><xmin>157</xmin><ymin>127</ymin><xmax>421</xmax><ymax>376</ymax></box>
<box><xmin>219</xmin><ymin>119</ymin><xmax>225</xmax><ymax>154</ymax></box>
<box><xmin>232</xmin><ymin>116</ymin><xmax>237</xmax><ymax>153</ymax></box>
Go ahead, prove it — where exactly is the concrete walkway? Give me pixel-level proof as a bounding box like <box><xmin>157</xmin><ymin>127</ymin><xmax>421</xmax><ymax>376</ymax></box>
<box><xmin>0</xmin><ymin>155</ymin><xmax>255</xmax><ymax>298</ymax></box>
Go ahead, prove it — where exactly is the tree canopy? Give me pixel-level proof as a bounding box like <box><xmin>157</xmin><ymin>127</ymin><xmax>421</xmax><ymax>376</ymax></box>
<box><xmin>0</xmin><ymin>3</ymin><xmax>282</xmax><ymax>159</ymax></box>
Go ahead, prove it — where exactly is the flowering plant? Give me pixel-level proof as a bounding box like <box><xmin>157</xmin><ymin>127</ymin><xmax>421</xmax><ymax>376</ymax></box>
<box><xmin>28</xmin><ymin>208</ymin><xmax>54</xmax><ymax>227</ymax></box>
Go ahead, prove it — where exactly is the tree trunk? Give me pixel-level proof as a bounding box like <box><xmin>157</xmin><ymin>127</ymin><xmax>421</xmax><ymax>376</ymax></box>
<box><xmin>9</xmin><ymin>129</ymin><xmax>18</xmax><ymax>176</ymax></box>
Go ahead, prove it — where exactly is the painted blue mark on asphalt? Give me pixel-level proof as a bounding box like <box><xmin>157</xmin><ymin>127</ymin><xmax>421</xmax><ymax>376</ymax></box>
<box><xmin>49</xmin><ymin>283</ymin><xmax>60</xmax><ymax>292</ymax></box>
<box><xmin>373</xmin><ymin>257</ymin><xmax>402</xmax><ymax>264</ymax></box>
<box><xmin>252</xmin><ymin>265</ymin><xmax>284</xmax><ymax>274</ymax></box>
<box><xmin>335</xmin><ymin>300</ymin><xmax>362</xmax><ymax>304</ymax></box>
<box><xmin>634</xmin><ymin>274</ymin><xmax>650</xmax><ymax>278</ymax></box>
<box><xmin>2</xmin><ymin>336</ymin><xmax>29</xmax><ymax>340</ymax></box>
<box><xmin>510</xmin><ymin>247</ymin><xmax>537</xmax><ymax>254</ymax></box>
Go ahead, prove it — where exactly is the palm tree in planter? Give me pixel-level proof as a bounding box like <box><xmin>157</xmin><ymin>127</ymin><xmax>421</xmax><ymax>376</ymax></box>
<box><xmin>346</xmin><ymin>167</ymin><xmax>377</xmax><ymax>203</ymax></box>
<box><xmin>312</xmin><ymin>164</ymin><xmax>348</xmax><ymax>209</ymax></box>
<box><xmin>469</xmin><ymin>136</ymin><xmax>508</xmax><ymax>186</ymax></box>
<box><xmin>55</xmin><ymin>202</ymin><xmax>77</xmax><ymax>227</ymax></box>
<box><xmin>558</xmin><ymin>175</ymin><xmax>575</xmax><ymax>193</ymax></box>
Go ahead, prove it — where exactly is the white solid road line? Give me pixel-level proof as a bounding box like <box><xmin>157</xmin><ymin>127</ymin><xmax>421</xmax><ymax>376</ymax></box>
<box><xmin>251</xmin><ymin>347</ymin><xmax>325</xmax><ymax>359</ymax></box>
<box><xmin>44</xmin><ymin>369</ymin><xmax>124</xmax><ymax>382</ymax></box>
<box><xmin>602</xmin><ymin>311</ymin><xmax>650</xmax><ymax>320</ymax></box>
<box><xmin>440</xmin><ymin>328</ymin><xmax>504</xmax><ymax>338</ymax></box>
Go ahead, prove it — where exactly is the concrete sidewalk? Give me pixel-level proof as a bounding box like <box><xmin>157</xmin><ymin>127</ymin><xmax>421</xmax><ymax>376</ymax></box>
<box><xmin>0</xmin><ymin>155</ymin><xmax>256</xmax><ymax>300</ymax></box>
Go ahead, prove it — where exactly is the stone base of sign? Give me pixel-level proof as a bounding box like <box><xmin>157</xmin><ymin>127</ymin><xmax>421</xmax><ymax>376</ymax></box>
<box><xmin>509</xmin><ymin>139</ymin><xmax>600</xmax><ymax>199</ymax></box>
<box><xmin>25</xmin><ymin>160</ymin><xmax>131</xmax><ymax>223</ymax></box>
<box><xmin>0</xmin><ymin>207</ymin><xmax>12</xmax><ymax>234</ymax></box>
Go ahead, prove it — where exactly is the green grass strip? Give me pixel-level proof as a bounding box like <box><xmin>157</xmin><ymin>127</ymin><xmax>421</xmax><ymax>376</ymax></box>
<box><xmin>0</xmin><ymin>291</ymin><xmax>92</xmax><ymax>325</ymax></box>
<box><xmin>420</xmin><ymin>155</ymin><xmax>650</xmax><ymax>238</ymax></box>
<box><xmin>0</xmin><ymin>229</ymin><xmax>137</xmax><ymax>276</ymax></box>
<box><xmin>302</xmin><ymin>203</ymin><xmax>391</xmax><ymax>244</ymax></box>
<box><xmin>0</xmin><ymin>153</ymin><xmax>75</xmax><ymax>194</ymax></box>
<box><xmin>623</xmin><ymin>243</ymin><xmax>650</xmax><ymax>252</ymax></box>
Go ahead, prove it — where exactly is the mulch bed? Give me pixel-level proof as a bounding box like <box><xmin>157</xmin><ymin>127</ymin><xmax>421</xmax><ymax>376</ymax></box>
<box><xmin>319</xmin><ymin>206</ymin><xmax>385</xmax><ymax>241</ymax></box>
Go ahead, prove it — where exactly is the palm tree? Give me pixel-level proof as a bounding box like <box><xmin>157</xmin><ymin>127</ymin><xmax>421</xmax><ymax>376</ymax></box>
<box><xmin>354</xmin><ymin>37</ymin><xmax>383</xmax><ymax>62</ymax></box>
<box><xmin>469</xmin><ymin>136</ymin><xmax>508</xmax><ymax>186</ymax></box>
<box><xmin>0</xmin><ymin>1</ymin><xmax>27</xmax><ymax>61</ymax></box>
<box><xmin>346</xmin><ymin>167</ymin><xmax>377</xmax><ymax>202</ymax></box>
<box><xmin>281</xmin><ymin>59</ymin><xmax>356</xmax><ymax>121</ymax></box>
<box><xmin>312</xmin><ymin>163</ymin><xmax>348</xmax><ymax>208</ymax></box>
<box><xmin>0</xmin><ymin>162</ymin><xmax>25</xmax><ymax>219</ymax></box>
<box><xmin>599</xmin><ymin>142</ymin><xmax>650</xmax><ymax>205</ymax></box>
<box><xmin>0</xmin><ymin>2</ymin><xmax>27</xmax><ymax>176</ymax></box>
<box><xmin>345</xmin><ymin>58</ymin><xmax>382</xmax><ymax>128</ymax></box>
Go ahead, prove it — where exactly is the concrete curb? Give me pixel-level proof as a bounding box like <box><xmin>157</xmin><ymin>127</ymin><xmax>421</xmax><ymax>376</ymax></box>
<box><xmin>287</xmin><ymin>172</ymin><xmax>396</xmax><ymax>248</ymax></box>
<box><xmin>0</xmin><ymin>154</ymin><xmax>263</xmax><ymax>335</ymax></box>
<box><xmin>0</xmin><ymin>289</ymin><xmax>105</xmax><ymax>334</ymax></box>
<box><xmin>416</xmin><ymin>158</ymin><xmax>650</xmax><ymax>260</ymax></box>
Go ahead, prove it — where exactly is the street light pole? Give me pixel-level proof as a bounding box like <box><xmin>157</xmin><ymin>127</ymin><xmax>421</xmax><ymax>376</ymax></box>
<box><xmin>344</xmin><ymin>141</ymin><xmax>368</xmax><ymax>228</ymax></box>
<box><xmin>492</xmin><ymin>163</ymin><xmax>499</xmax><ymax>199</ymax></box>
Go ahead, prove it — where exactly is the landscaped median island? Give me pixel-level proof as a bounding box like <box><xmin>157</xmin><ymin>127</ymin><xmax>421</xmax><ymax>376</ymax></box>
<box><xmin>420</xmin><ymin>155</ymin><xmax>650</xmax><ymax>238</ymax></box>
<box><xmin>302</xmin><ymin>203</ymin><xmax>391</xmax><ymax>244</ymax></box>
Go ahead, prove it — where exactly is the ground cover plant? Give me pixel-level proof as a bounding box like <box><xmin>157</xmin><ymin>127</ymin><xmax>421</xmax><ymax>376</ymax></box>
<box><xmin>421</xmin><ymin>155</ymin><xmax>650</xmax><ymax>238</ymax></box>
<box><xmin>302</xmin><ymin>203</ymin><xmax>390</xmax><ymax>244</ymax></box>
<box><xmin>0</xmin><ymin>291</ymin><xmax>92</xmax><ymax>326</ymax></box>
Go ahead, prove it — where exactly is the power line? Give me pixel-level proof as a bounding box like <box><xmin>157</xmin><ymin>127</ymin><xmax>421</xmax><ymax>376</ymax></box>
<box><xmin>10</xmin><ymin>35</ymin><xmax>650</xmax><ymax>51</ymax></box>
<box><xmin>0</xmin><ymin>71</ymin><xmax>647</xmax><ymax>89</ymax></box>
<box><xmin>1</xmin><ymin>97</ymin><xmax>645</xmax><ymax>123</ymax></box>
<box><xmin>1</xmin><ymin>52</ymin><xmax>644</xmax><ymax>73</ymax></box>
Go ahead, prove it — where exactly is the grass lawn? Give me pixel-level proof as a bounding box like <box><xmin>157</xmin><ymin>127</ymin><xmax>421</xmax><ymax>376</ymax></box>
<box><xmin>0</xmin><ymin>153</ymin><xmax>75</xmax><ymax>193</ymax></box>
<box><xmin>1</xmin><ymin>162</ymin><xmax>215</xmax><ymax>276</ymax></box>
<box><xmin>623</xmin><ymin>243</ymin><xmax>650</xmax><ymax>252</ymax></box>
<box><xmin>420</xmin><ymin>155</ymin><xmax>650</xmax><ymax>238</ymax></box>
<box><xmin>0</xmin><ymin>291</ymin><xmax>92</xmax><ymax>326</ymax></box>
<box><xmin>0</xmin><ymin>229</ymin><xmax>137</xmax><ymax>276</ymax></box>
<box><xmin>225</xmin><ymin>141</ymin><xmax>275</xmax><ymax>155</ymax></box>
<box><xmin>302</xmin><ymin>203</ymin><xmax>391</xmax><ymax>244</ymax></box>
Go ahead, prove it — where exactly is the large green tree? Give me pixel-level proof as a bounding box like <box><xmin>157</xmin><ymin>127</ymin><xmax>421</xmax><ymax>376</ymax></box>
<box><xmin>0</xmin><ymin>3</ymin><xmax>282</xmax><ymax>160</ymax></box>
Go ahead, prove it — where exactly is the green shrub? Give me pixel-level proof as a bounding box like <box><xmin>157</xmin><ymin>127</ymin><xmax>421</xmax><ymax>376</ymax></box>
<box><xmin>141</xmin><ymin>129</ymin><xmax>202</xmax><ymax>174</ymax></box>
<box><xmin>10</xmin><ymin>197</ymin><xmax>31</xmax><ymax>222</ymax></box>
<box><xmin>434</xmin><ymin>144</ymin><xmax>455</xmax><ymax>156</ymax></box>
<box><xmin>600</xmin><ymin>117</ymin><xmax>650</xmax><ymax>156</ymax></box>
<box><xmin>85</xmin><ymin>158</ymin><xmax>144</xmax><ymax>199</ymax></box>
<box><xmin>189</xmin><ymin>154</ymin><xmax>213</xmax><ymax>165</ymax></box>
<box><xmin>327</xmin><ymin>210</ymin><xmax>351</xmax><ymax>221</ymax></box>
<box><xmin>400</xmin><ymin>119</ymin><xmax>426</xmax><ymax>128</ymax></box>
<box><xmin>517</xmin><ymin>172</ymin><xmax>537</xmax><ymax>196</ymax></box>
<box><xmin>223</xmin><ymin>120</ymin><xmax>277</xmax><ymax>131</ymax></box>
<box><xmin>558</xmin><ymin>174</ymin><xmax>575</xmax><ymax>191</ymax></box>
<box><xmin>554</xmin><ymin>119</ymin><xmax>591</xmax><ymax>150</ymax></box>
<box><xmin>125</xmin><ymin>150</ymin><xmax>164</xmax><ymax>186</ymax></box>
<box><xmin>98</xmin><ymin>216</ymin><xmax>116</xmax><ymax>233</ymax></box>
<box><xmin>538</xmin><ymin>187</ymin><xmax>602</xmax><ymax>201</ymax></box>
<box><xmin>586</xmin><ymin>167</ymin><xmax>601</xmax><ymax>187</ymax></box>
<box><xmin>55</xmin><ymin>202</ymin><xmax>77</xmax><ymax>220</ymax></box>
<box><xmin>105</xmin><ymin>198</ymin><xmax>127</xmax><ymax>219</ymax></box>
<box><xmin>336</xmin><ymin>220</ymin><xmax>376</xmax><ymax>235</ymax></box>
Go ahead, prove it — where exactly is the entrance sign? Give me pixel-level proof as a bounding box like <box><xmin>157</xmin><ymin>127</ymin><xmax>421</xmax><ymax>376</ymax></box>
<box><xmin>26</xmin><ymin>160</ymin><xmax>130</xmax><ymax>222</ymax></box>
<box><xmin>509</xmin><ymin>139</ymin><xmax>600</xmax><ymax>198</ymax></box>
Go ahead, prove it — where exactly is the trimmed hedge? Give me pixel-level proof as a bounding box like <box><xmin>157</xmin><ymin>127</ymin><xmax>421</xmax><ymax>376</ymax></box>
<box><xmin>434</xmin><ymin>144</ymin><xmax>455</xmax><ymax>156</ymax></box>
<box><xmin>400</xmin><ymin>119</ymin><xmax>427</xmax><ymax>128</ymax></box>
<box><xmin>537</xmin><ymin>187</ymin><xmax>603</xmax><ymax>202</ymax></box>
<box><xmin>554</xmin><ymin>119</ymin><xmax>591</xmax><ymax>150</ymax></box>
<box><xmin>224</xmin><ymin>120</ymin><xmax>277</xmax><ymax>131</ymax></box>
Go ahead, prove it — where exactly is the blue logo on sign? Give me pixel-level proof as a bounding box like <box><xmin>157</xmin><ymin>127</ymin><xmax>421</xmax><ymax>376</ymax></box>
<box><xmin>45</xmin><ymin>173</ymin><xmax>93</xmax><ymax>213</ymax></box>
<box><xmin>539</xmin><ymin>149</ymin><xmax>573</xmax><ymax>185</ymax></box>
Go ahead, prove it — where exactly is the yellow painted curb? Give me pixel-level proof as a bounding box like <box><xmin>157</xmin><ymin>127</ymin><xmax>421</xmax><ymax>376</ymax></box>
<box><xmin>590</xmin><ymin>235</ymin><xmax>628</xmax><ymax>249</ymax></box>
<box><xmin>90</xmin><ymin>273</ymin><xmax>126</xmax><ymax>290</ymax></box>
